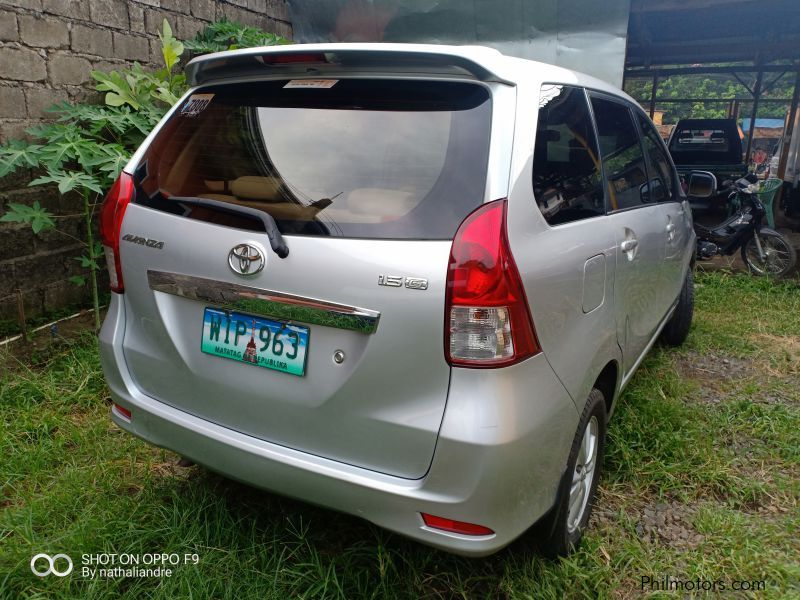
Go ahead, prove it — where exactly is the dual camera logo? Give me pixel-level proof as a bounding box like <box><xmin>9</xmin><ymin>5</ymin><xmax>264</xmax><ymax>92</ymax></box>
<box><xmin>30</xmin><ymin>553</ymin><xmax>73</xmax><ymax>577</ymax></box>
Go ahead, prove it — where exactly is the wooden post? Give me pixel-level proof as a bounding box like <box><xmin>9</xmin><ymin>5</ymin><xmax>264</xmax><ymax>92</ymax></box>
<box><xmin>649</xmin><ymin>73</ymin><xmax>660</xmax><ymax>119</ymax></box>
<box><xmin>777</xmin><ymin>69</ymin><xmax>800</xmax><ymax>180</ymax></box>
<box><xmin>773</xmin><ymin>69</ymin><xmax>800</xmax><ymax>219</ymax></box>
<box><xmin>744</xmin><ymin>66</ymin><xmax>764</xmax><ymax>163</ymax></box>
<box><xmin>16</xmin><ymin>289</ymin><xmax>27</xmax><ymax>342</ymax></box>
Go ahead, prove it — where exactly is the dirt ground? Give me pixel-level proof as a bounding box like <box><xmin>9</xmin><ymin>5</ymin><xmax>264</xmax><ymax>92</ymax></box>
<box><xmin>0</xmin><ymin>309</ymin><xmax>103</xmax><ymax>371</ymax></box>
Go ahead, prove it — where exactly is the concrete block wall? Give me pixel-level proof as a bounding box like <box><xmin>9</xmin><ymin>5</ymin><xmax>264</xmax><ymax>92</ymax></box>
<box><xmin>0</xmin><ymin>0</ymin><xmax>291</xmax><ymax>325</ymax></box>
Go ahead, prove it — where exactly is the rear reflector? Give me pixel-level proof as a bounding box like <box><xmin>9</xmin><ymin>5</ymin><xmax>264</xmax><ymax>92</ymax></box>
<box><xmin>445</xmin><ymin>199</ymin><xmax>540</xmax><ymax>367</ymax></box>
<box><xmin>112</xmin><ymin>403</ymin><xmax>132</xmax><ymax>421</ymax></box>
<box><xmin>99</xmin><ymin>172</ymin><xmax>135</xmax><ymax>293</ymax></box>
<box><xmin>422</xmin><ymin>513</ymin><xmax>494</xmax><ymax>536</ymax></box>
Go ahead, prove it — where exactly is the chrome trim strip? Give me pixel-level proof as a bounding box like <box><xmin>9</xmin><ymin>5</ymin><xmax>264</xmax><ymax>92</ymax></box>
<box><xmin>147</xmin><ymin>270</ymin><xmax>380</xmax><ymax>334</ymax></box>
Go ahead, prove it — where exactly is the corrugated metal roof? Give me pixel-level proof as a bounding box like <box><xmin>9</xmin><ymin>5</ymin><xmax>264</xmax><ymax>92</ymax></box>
<box><xmin>627</xmin><ymin>0</ymin><xmax>800</xmax><ymax>66</ymax></box>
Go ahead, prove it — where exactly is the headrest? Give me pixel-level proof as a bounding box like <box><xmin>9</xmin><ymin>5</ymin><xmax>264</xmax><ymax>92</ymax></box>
<box><xmin>230</xmin><ymin>176</ymin><xmax>282</xmax><ymax>200</ymax></box>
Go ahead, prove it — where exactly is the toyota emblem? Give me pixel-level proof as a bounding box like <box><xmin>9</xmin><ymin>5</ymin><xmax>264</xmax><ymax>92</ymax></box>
<box><xmin>228</xmin><ymin>243</ymin><xmax>265</xmax><ymax>276</ymax></box>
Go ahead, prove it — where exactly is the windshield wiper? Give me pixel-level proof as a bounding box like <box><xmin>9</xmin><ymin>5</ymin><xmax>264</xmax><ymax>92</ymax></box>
<box><xmin>171</xmin><ymin>196</ymin><xmax>289</xmax><ymax>259</ymax></box>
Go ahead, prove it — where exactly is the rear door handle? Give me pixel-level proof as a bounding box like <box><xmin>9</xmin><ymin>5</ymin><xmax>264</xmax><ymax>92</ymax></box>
<box><xmin>620</xmin><ymin>239</ymin><xmax>638</xmax><ymax>252</ymax></box>
<box><xmin>666</xmin><ymin>220</ymin><xmax>676</xmax><ymax>241</ymax></box>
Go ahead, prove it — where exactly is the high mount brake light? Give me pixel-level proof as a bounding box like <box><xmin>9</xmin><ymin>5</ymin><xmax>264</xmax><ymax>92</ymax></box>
<box><xmin>445</xmin><ymin>199</ymin><xmax>540</xmax><ymax>367</ymax></box>
<box><xmin>259</xmin><ymin>52</ymin><xmax>331</xmax><ymax>65</ymax></box>
<box><xmin>99</xmin><ymin>171</ymin><xmax>135</xmax><ymax>293</ymax></box>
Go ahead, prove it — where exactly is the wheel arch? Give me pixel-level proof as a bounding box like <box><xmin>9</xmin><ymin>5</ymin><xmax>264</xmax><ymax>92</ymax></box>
<box><xmin>593</xmin><ymin>360</ymin><xmax>619</xmax><ymax>417</ymax></box>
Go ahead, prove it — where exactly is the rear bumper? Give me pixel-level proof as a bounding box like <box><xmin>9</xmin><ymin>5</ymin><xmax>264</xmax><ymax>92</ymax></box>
<box><xmin>100</xmin><ymin>293</ymin><xmax>578</xmax><ymax>556</ymax></box>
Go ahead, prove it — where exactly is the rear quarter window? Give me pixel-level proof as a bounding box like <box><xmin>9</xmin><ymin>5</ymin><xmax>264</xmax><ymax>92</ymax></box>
<box><xmin>532</xmin><ymin>84</ymin><xmax>605</xmax><ymax>225</ymax></box>
<box><xmin>132</xmin><ymin>79</ymin><xmax>492</xmax><ymax>240</ymax></box>
<box><xmin>590</xmin><ymin>96</ymin><xmax>650</xmax><ymax>211</ymax></box>
<box><xmin>637</xmin><ymin>112</ymin><xmax>677</xmax><ymax>202</ymax></box>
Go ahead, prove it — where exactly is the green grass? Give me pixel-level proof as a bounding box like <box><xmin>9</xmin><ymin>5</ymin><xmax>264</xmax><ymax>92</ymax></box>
<box><xmin>1</xmin><ymin>272</ymin><xmax>799</xmax><ymax>599</ymax></box>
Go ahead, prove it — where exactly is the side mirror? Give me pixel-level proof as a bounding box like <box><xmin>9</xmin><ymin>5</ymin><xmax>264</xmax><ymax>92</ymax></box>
<box><xmin>687</xmin><ymin>171</ymin><xmax>717</xmax><ymax>198</ymax></box>
<box><xmin>639</xmin><ymin>178</ymin><xmax>665</xmax><ymax>203</ymax></box>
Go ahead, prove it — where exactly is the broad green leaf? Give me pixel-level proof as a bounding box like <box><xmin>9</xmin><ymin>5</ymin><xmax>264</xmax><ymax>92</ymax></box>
<box><xmin>26</xmin><ymin>122</ymin><xmax>83</xmax><ymax>145</ymax></box>
<box><xmin>92</xmin><ymin>70</ymin><xmax>144</xmax><ymax>110</ymax></box>
<box><xmin>184</xmin><ymin>17</ymin><xmax>291</xmax><ymax>54</ymax></box>
<box><xmin>35</xmin><ymin>132</ymin><xmax>101</xmax><ymax>171</ymax></box>
<box><xmin>0</xmin><ymin>140</ymin><xmax>43</xmax><ymax>177</ymax></box>
<box><xmin>153</xmin><ymin>85</ymin><xmax>181</xmax><ymax>106</ymax></box>
<box><xmin>0</xmin><ymin>203</ymin><xmax>34</xmax><ymax>223</ymax></box>
<box><xmin>104</xmin><ymin>93</ymin><xmax>127</xmax><ymax>107</ymax></box>
<box><xmin>69</xmin><ymin>275</ymin><xmax>87</xmax><ymax>286</ymax></box>
<box><xmin>74</xmin><ymin>255</ymin><xmax>100</xmax><ymax>270</ymax></box>
<box><xmin>0</xmin><ymin>201</ymin><xmax>55</xmax><ymax>232</ymax></box>
<box><xmin>82</xmin><ymin>145</ymin><xmax>130</xmax><ymax>182</ymax></box>
<box><xmin>158</xmin><ymin>19</ymin><xmax>184</xmax><ymax>72</ymax></box>
<box><xmin>32</xmin><ymin>216</ymin><xmax>49</xmax><ymax>233</ymax></box>
<box><xmin>30</xmin><ymin>170</ymin><xmax>103</xmax><ymax>195</ymax></box>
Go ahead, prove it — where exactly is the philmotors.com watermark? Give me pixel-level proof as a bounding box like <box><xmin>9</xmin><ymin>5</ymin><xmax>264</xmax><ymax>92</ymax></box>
<box><xmin>641</xmin><ymin>575</ymin><xmax>767</xmax><ymax>593</ymax></box>
<box><xmin>31</xmin><ymin>552</ymin><xmax>200</xmax><ymax>579</ymax></box>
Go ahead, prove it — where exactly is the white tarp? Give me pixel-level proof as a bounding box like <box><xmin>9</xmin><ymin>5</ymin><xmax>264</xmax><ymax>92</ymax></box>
<box><xmin>287</xmin><ymin>0</ymin><xmax>631</xmax><ymax>88</ymax></box>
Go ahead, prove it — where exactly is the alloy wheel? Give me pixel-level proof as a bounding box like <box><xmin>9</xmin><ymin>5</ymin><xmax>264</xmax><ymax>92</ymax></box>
<box><xmin>566</xmin><ymin>415</ymin><xmax>599</xmax><ymax>534</ymax></box>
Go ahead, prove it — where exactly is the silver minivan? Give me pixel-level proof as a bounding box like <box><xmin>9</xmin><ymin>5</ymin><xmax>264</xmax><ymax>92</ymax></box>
<box><xmin>99</xmin><ymin>44</ymin><xmax>696</xmax><ymax>556</ymax></box>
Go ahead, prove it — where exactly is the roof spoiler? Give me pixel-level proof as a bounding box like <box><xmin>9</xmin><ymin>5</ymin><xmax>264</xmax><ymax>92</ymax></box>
<box><xmin>185</xmin><ymin>44</ymin><xmax>514</xmax><ymax>87</ymax></box>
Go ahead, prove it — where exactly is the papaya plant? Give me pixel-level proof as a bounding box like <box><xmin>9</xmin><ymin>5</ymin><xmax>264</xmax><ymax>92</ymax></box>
<box><xmin>183</xmin><ymin>17</ymin><xmax>290</xmax><ymax>54</ymax></box>
<box><xmin>0</xmin><ymin>18</ymin><xmax>290</xmax><ymax>332</ymax></box>
<box><xmin>0</xmin><ymin>19</ymin><xmax>184</xmax><ymax>331</ymax></box>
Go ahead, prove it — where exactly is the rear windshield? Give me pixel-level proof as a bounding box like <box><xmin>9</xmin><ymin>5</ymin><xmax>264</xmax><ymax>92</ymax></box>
<box><xmin>668</xmin><ymin>124</ymin><xmax>742</xmax><ymax>164</ymax></box>
<box><xmin>670</xmin><ymin>128</ymin><xmax>731</xmax><ymax>152</ymax></box>
<box><xmin>132</xmin><ymin>79</ymin><xmax>492</xmax><ymax>240</ymax></box>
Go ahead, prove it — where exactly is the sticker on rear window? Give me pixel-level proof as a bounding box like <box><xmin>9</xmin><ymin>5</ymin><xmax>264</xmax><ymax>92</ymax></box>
<box><xmin>180</xmin><ymin>93</ymin><xmax>215</xmax><ymax>117</ymax></box>
<box><xmin>284</xmin><ymin>79</ymin><xmax>338</xmax><ymax>89</ymax></box>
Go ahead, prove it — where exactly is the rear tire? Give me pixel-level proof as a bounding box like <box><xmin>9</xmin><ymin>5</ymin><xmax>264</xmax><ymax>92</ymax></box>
<box><xmin>538</xmin><ymin>388</ymin><xmax>606</xmax><ymax>558</ymax></box>
<box><xmin>660</xmin><ymin>268</ymin><xmax>694</xmax><ymax>347</ymax></box>
<box><xmin>741</xmin><ymin>229</ymin><xmax>797</xmax><ymax>278</ymax></box>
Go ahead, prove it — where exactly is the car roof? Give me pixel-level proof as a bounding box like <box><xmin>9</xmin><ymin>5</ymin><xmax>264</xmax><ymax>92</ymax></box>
<box><xmin>185</xmin><ymin>42</ymin><xmax>631</xmax><ymax>101</ymax></box>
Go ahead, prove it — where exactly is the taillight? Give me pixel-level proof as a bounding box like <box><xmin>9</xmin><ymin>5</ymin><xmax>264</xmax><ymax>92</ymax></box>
<box><xmin>445</xmin><ymin>199</ymin><xmax>540</xmax><ymax>367</ymax></box>
<box><xmin>421</xmin><ymin>513</ymin><xmax>494</xmax><ymax>536</ymax></box>
<box><xmin>99</xmin><ymin>171</ymin><xmax>134</xmax><ymax>293</ymax></box>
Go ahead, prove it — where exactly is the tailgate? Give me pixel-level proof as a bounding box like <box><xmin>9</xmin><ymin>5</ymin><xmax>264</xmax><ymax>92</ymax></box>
<box><xmin>121</xmin><ymin>207</ymin><xmax>452</xmax><ymax>478</ymax></box>
<box><xmin>115</xmin><ymin>77</ymin><xmax>493</xmax><ymax>478</ymax></box>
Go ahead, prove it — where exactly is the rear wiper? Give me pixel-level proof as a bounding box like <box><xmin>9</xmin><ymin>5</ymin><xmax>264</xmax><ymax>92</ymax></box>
<box><xmin>308</xmin><ymin>191</ymin><xmax>341</xmax><ymax>212</ymax></box>
<box><xmin>171</xmin><ymin>196</ymin><xmax>289</xmax><ymax>259</ymax></box>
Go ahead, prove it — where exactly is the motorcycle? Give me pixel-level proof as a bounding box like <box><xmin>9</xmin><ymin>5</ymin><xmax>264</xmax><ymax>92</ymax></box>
<box><xmin>693</xmin><ymin>174</ymin><xmax>797</xmax><ymax>278</ymax></box>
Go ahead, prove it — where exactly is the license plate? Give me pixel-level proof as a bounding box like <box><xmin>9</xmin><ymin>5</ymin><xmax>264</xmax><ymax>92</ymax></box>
<box><xmin>201</xmin><ymin>308</ymin><xmax>309</xmax><ymax>376</ymax></box>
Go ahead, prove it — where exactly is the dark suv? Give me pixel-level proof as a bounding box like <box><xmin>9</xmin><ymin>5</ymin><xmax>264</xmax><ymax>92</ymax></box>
<box><xmin>668</xmin><ymin>118</ymin><xmax>747</xmax><ymax>207</ymax></box>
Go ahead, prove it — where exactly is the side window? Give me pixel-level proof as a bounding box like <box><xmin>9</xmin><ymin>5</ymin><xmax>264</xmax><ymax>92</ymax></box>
<box><xmin>636</xmin><ymin>112</ymin><xmax>676</xmax><ymax>202</ymax></box>
<box><xmin>532</xmin><ymin>85</ymin><xmax>605</xmax><ymax>225</ymax></box>
<box><xmin>590</xmin><ymin>96</ymin><xmax>650</xmax><ymax>211</ymax></box>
